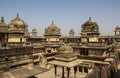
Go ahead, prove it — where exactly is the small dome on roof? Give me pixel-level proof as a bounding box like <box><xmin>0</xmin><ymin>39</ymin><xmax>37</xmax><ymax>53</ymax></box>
<box><xmin>69</xmin><ymin>28</ymin><xmax>74</xmax><ymax>34</ymax></box>
<box><xmin>45</xmin><ymin>21</ymin><xmax>61</xmax><ymax>36</ymax></box>
<box><xmin>59</xmin><ymin>44</ymin><xmax>73</xmax><ymax>53</ymax></box>
<box><xmin>115</xmin><ymin>26</ymin><xmax>120</xmax><ymax>31</ymax></box>
<box><xmin>32</xmin><ymin>28</ymin><xmax>37</xmax><ymax>32</ymax></box>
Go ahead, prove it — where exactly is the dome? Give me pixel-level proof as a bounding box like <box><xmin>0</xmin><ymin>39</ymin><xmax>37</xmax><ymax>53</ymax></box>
<box><xmin>115</xmin><ymin>26</ymin><xmax>120</xmax><ymax>31</ymax></box>
<box><xmin>32</xmin><ymin>28</ymin><xmax>37</xmax><ymax>32</ymax></box>
<box><xmin>8</xmin><ymin>14</ymin><xmax>27</xmax><ymax>30</ymax></box>
<box><xmin>81</xmin><ymin>17</ymin><xmax>99</xmax><ymax>32</ymax></box>
<box><xmin>44</xmin><ymin>21</ymin><xmax>61</xmax><ymax>36</ymax></box>
<box><xmin>69</xmin><ymin>28</ymin><xmax>75</xmax><ymax>34</ymax></box>
<box><xmin>59</xmin><ymin>44</ymin><xmax>73</xmax><ymax>53</ymax></box>
<box><xmin>83</xmin><ymin>17</ymin><xmax>98</xmax><ymax>26</ymax></box>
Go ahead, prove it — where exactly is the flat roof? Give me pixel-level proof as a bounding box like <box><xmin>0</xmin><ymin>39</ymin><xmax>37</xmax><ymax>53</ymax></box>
<box><xmin>1</xmin><ymin>65</ymin><xmax>48</xmax><ymax>78</ymax></box>
<box><xmin>48</xmin><ymin>59</ymin><xmax>82</xmax><ymax>67</ymax></box>
<box><xmin>48</xmin><ymin>59</ymin><xmax>109</xmax><ymax>68</ymax></box>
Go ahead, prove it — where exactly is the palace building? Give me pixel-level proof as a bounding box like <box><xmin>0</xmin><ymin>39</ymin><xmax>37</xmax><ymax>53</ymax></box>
<box><xmin>0</xmin><ymin>14</ymin><xmax>120</xmax><ymax>78</ymax></box>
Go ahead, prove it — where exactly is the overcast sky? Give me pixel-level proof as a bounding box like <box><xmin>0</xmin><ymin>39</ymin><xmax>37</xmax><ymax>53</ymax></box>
<box><xmin>0</xmin><ymin>0</ymin><xmax>120</xmax><ymax>36</ymax></box>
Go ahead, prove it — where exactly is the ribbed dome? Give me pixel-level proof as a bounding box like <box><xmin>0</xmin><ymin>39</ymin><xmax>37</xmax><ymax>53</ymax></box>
<box><xmin>59</xmin><ymin>44</ymin><xmax>73</xmax><ymax>53</ymax></box>
<box><xmin>45</xmin><ymin>21</ymin><xmax>61</xmax><ymax>36</ymax></box>
<box><xmin>83</xmin><ymin>17</ymin><xmax>98</xmax><ymax>27</ymax></box>
<box><xmin>8</xmin><ymin>14</ymin><xmax>27</xmax><ymax>30</ymax></box>
<box><xmin>81</xmin><ymin>17</ymin><xmax>99</xmax><ymax>32</ymax></box>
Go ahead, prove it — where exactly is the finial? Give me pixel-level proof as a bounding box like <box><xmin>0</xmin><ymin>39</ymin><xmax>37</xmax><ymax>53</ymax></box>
<box><xmin>89</xmin><ymin>17</ymin><xmax>91</xmax><ymax>20</ymax></box>
<box><xmin>1</xmin><ymin>16</ymin><xmax>4</xmax><ymax>22</ymax></box>
<box><xmin>17</xmin><ymin>13</ymin><xmax>19</xmax><ymax>18</ymax></box>
<box><xmin>52</xmin><ymin>21</ymin><xmax>54</xmax><ymax>24</ymax></box>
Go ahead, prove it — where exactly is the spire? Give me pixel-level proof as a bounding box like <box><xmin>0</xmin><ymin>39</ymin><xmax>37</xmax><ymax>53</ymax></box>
<box><xmin>88</xmin><ymin>17</ymin><xmax>94</xmax><ymax>22</ymax></box>
<box><xmin>17</xmin><ymin>13</ymin><xmax>19</xmax><ymax>18</ymax></box>
<box><xmin>52</xmin><ymin>21</ymin><xmax>54</xmax><ymax>24</ymax></box>
<box><xmin>89</xmin><ymin>17</ymin><xmax>91</xmax><ymax>21</ymax></box>
<box><xmin>1</xmin><ymin>17</ymin><xmax>4</xmax><ymax>23</ymax></box>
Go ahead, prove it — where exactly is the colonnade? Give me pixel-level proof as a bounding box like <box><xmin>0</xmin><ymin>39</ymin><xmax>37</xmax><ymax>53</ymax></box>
<box><xmin>54</xmin><ymin>65</ymin><xmax>88</xmax><ymax>78</ymax></box>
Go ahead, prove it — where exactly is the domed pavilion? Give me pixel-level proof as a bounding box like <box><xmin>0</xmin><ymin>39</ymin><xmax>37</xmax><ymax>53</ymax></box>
<box><xmin>8</xmin><ymin>14</ymin><xmax>28</xmax><ymax>32</ymax></box>
<box><xmin>81</xmin><ymin>17</ymin><xmax>100</xmax><ymax>37</ymax></box>
<box><xmin>80</xmin><ymin>17</ymin><xmax>100</xmax><ymax>43</ymax></box>
<box><xmin>44</xmin><ymin>21</ymin><xmax>61</xmax><ymax>42</ymax></box>
<box><xmin>7</xmin><ymin>14</ymin><xmax>29</xmax><ymax>47</ymax></box>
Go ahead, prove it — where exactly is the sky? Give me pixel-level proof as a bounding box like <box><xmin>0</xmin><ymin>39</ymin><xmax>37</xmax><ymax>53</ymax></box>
<box><xmin>0</xmin><ymin>0</ymin><xmax>120</xmax><ymax>36</ymax></box>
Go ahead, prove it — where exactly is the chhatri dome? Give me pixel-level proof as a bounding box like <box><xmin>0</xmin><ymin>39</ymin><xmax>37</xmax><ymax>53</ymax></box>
<box><xmin>81</xmin><ymin>17</ymin><xmax>99</xmax><ymax>31</ymax></box>
<box><xmin>81</xmin><ymin>17</ymin><xmax>100</xmax><ymax>36</ymax></box>
<box><xmin>59</xmin><ymin>44</ymin><xmax>73</xmax><ymax>53</ymax></box>
<box><xmin>69</xmin><ymin>28</ymin><xmax>75</xmax><ymax>36</ymax></box>
<box><xmin>83</xmin><ymin>17</ymin><xmax>98</xmax><ymax>26</ymax></box>
<box><xmin>32</xmin><ymin>28</ymin><xmax>37</xmax><ymax>32</ymax></box>
<box><xmin>44</xmin><ymin>21</ymin><xmax>61</xmax><ymax>36</ymax></box>
<box><xmin>8</xmin><ymin>14</ymin><xmax>28</xmax><ymax>30</ymax></box>
<box><xmin>32</xmin><ymin>28</ymin><xmax>37</xmax><ymax>36</ymax></box>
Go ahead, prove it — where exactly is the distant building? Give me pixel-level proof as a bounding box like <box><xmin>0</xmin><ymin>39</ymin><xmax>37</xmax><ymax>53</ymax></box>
<box><xmin>69</xmin><ymin>28</ymin><xmax>75</xmax><ymax>36</ymax></box>
<box><xmin>32</xmin><ymin>28</ymin><xmax>37</xmax><ymax>37</ymax></box>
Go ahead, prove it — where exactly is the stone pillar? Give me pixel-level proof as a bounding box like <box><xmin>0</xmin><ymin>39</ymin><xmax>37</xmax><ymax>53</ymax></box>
<box><xmin>62</xmin><ymin>67</ymin><xmax>65</xmax><ymax>78</ymax></box>
<box><xmin>69</xmin><ymin>67</ymin><xmax>74</xmax><ymax>77</ymax></box>
<box><xmin>54</xmin><ymin>65</ymin><xmax>57</xmax><ymax>77</ymax></box>
<box><xmin>67</xmin><ymin>67</ymin><xmax>70</xmax><ymax>78</ymax></box>
<box><xmin>74</xmin><ymin>66</ymin><xmax>77</xmax><ymax>78</ymax></box>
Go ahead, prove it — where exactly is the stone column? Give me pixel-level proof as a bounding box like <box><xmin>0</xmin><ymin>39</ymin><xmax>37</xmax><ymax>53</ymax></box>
<box><xmin>70</xmin><ymin>67</ymin><xmax>74</xmax><ymax>78</ymax></box>
<box><xmin>54</xmin><ymin>65</ymin><xmax>57</xmax><ymax>77</ymax></box>
<box><xmin>67</xmin><ymin>67</ymin><xmax>70</xmax><ymax>78</ymax></box>
<box><xmin>74</xmin><ymin>66</ymin><xmax>77</xmax><ymax>78</ymax></box>
<box><xmin>62</xmin><ymin>67</ymin><xmax>65</xmax><ymax>78</ymax></box>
